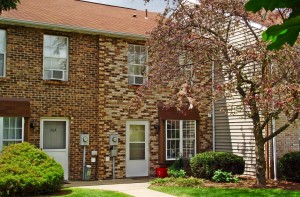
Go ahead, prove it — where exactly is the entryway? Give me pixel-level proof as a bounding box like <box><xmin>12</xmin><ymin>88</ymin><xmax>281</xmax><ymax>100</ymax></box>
<box><xmin>40</xmin><ymin>118</ymin><xmax>69</xmax><ymax>180</ymax></box>
<box><xmin>126</xmin><ymin>120</ymin><xmax>149</xmax><ymax>177</ymax></box>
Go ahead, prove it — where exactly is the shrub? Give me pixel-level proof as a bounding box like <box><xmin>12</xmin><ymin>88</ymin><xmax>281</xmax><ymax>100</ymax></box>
<box><xmin>212</xmin><ymin>170</ymin><xmax>239</xmax><ymax>183</ymax></box>
<box><xmin>167</xmin><ymin>169</ymin><xmax>186</xmax><ymax>178</ymax></box>
<box><xmin>0</xmin><ymin>142</ymin><xmax>64</xmax><ymax>196</ymax></box>
<box><xmin>190</xmin><ymin>151</ymin><xmax>245</xmax><ymax>179</ymax></box>
<box><xmin>278</xmin><ymin>151</ymin><xmax>300</xmax><ymax>182</ymax></box>
<box><xmin>150</xmin><ymin>177</ymin><xmax>204</xmax><ymax>188</ymax></box>
<box><xmin>168</xmin><ymin>157</ymin><xmax>184</xmax><ymax>170</ymax></box>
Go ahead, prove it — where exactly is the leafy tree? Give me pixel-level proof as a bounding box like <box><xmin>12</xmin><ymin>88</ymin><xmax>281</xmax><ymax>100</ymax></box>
<box><xmin>0</xmin><ymin>0</ymin><xmax>20</xmax><ymax>15</ymax></box>
<box><xmin>142</xmin><ymin>0</ymin><xmax>300</xmax><ymax>187</ymax></box>
<box><xmin>245</xmin><ymin>0</ymin><xmax>300</xmax><ymax>50</ymax></box>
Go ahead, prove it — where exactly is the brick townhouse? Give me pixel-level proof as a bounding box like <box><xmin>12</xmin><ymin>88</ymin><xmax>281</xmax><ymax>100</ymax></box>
<box><xmin>0</xmin><ymin>0</ymin><xmax>212</xmax><ymax>180</ymax></box>
<box><xmin>1</xmin><ymin>0</ymin><xmax>297</xmax><ymax>181</ymax></box>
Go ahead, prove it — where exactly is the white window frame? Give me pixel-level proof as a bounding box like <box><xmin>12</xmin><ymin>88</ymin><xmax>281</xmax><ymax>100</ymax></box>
<box><xmin>179</xmin><ymin>53</ymin><xmax>194</xmax><ymax>85</ymax></box>
<box><xmin>165</xmin><ymin>120</ymin><xmax>196</xmax><ymax>160</ymax></box>
<box><xmin>0</xmin><ymin>30</ymin><xmax>6</xmax><ymax>77</ymax></box>
<box><xmin>43</xmin><ymin>35</ymin><xmax>69</xmax><ymax>81</ymax></box>
<box><xmin>127</xmin><ymin>44</ymin><xmax>147</xmax><ymax>85</ymax></box>
<box><xmin>0</xmin><ymin>117</ymin><xmax>24</xmax><ymax>151</ymax></box>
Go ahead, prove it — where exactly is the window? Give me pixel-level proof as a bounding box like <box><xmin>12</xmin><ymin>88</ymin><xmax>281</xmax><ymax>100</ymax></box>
<box><xmin>43</xmin><ymin>35</ymin><xmax>68</xmax><ymax>81</ymax></box>
<box><xmin>128</xmin><ymin>44</ymin><xmax>147</xmax><ymax>85</ymax></box>
<box><xmin>166</xmin><ymin>120</ymin><xmax>196</xmax><ymax>160</ymax></box>
<box><xmin>0</xmin><ymin>117</ymin><xmax>24</xmax><ymax>150</ymax></box>
<box><xmin>179</xmin><ymin>53</ymin><xmax>194</xmax><ymax>85</ymax></box>
<box><xmin>0</xmin><ymin>30</ymin><xmax>6</xmax><ymax>77</ymax></box>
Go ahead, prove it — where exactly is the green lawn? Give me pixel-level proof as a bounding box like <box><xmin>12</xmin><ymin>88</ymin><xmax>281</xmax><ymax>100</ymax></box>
<box><xmin>150</xmin><ymin>186</ymin><xmax>300</xmax><ymax>197</ymax></box>
<box><xmin>39</xmin><ymin>188</ymin><xmax>132</xmax><ymax>197</ymax></box>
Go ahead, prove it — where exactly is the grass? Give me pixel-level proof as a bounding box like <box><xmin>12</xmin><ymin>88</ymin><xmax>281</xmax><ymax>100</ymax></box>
<box><xmin>150</xmin><ymin>186</ymin><xmax>300</xmax><ymax>197</ymax></box>
<box><xmin>37</xmin><ymin>188</ymin><xmax>132</xmax><ymax>197</ymax></box>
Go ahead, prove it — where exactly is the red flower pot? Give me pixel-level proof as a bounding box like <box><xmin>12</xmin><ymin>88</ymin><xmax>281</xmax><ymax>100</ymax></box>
<box><xmin>156</xmin><ymin>167</ymin><xmax>168</xmax><ymax>178</ymax></box>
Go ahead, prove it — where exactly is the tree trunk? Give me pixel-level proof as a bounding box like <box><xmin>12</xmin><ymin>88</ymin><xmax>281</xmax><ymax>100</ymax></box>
<box><xmin>255</xmin><ymin>133</ymin><xmax>266</xmax><ymax>187</ymax></box>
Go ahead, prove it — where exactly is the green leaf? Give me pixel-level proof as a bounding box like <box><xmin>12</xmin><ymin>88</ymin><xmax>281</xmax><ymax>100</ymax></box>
<box><xmin>263</xmin><ymin>16</ymin><xmax>300</xmax><ymax>49</ymax></box>
<box><xmin>245</xmin><ymin>0</ymin><xmax>288</xmax><ymax>12</ymax></box>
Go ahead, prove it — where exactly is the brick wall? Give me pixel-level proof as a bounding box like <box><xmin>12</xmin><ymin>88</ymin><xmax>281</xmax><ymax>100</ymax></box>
<box><xmin>97</xmin><ymin>36</ymin><xmax>213</xmax><ymax>179</ymax></box>
<box><xmin>275</xmin><ymin>114</ymin><xmax>299</xmax><ymax>159</ymax></box>
<box><xmin>0</xmin><ymin>25</ymin><xmax>100</xmax><ymax>180</ymax></box>
<box><xmin>0</xmin><ymin>25</ymin><xmax>213</xmax><ymax>180</ymax></box>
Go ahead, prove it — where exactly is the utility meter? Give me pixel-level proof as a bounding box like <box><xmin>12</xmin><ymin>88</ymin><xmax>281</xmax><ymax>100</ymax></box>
<box><xmin>80</xmin><ymin>134</ymin><xmax>89</xmax><ymax>146</ymax></box>
<box><xmin>109</xmin><ymin>134</ymin><xmax>118</xmax><ymax>146</ymax></box>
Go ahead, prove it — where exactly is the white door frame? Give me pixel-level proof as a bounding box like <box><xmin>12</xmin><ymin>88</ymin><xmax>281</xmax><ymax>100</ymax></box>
<box><xmin>126</xmin><ymin>120</ymin><xmax>149</xmax><ymax>177</ymax></box>
<box><xmin>40</xmin><ymin>117</ymin><xmax>69</xmax><ymax>180</ymax></box>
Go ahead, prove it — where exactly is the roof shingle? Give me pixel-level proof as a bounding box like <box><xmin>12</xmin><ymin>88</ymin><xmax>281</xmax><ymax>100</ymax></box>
<box><xmin>0</xmin><ymin>0</ymin><xmax>159</xmax><ymax>37</ymax></box>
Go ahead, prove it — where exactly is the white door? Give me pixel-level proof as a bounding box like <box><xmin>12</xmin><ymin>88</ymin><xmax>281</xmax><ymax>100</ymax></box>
<box><xmin>41</xmin><ymin>118</ymin><xmax>69</xmax><ymax>180</ymax></box>
<box><xmin>126</xmin><ymin>120</ymin><xmax>149</xmax><ymax>177</ymax></box>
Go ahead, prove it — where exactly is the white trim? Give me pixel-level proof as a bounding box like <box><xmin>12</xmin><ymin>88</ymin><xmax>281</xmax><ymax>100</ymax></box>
<box><xmin>128</xmin><ymin>44</ymin><xmax>147</xmax><ymax>85</ymax></box>
<box><xmin>0</xmin><ymin>117</ymin><xmax>25</xmax><ymax>151</ymax></box>
<box><xmin>165</xmin><ymin>120</ymin><xmax>196</xmax><ymax>160</ymax></box>
<box><xmin>0</xmin><ymin>29</ymin><xmax>6</xmax><ymax>78</ymax></box>
<box><xmin>40</xmin><ymin>117</ymin><xmax>69</xmax><ymax>180</ymax></box>
<box><xmin>126</xmin><ymin>120</ymin><xmax>149</xmax><ymax>177</ymax></box>
<box><xmin>0</xmin><ymin>118</ymin><xmax>2</xmax><ymax>151</ymax></box>
<box><xmin>43</xmin><ymin>35</ymin><xmax>69</xmax><ymax>81</ymax></box>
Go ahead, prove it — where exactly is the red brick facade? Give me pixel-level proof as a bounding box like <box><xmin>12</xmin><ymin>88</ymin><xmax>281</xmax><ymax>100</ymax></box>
<box><xmin>0</xmin><ymin>25</ymin><xmax>213</xmax><ymax>180</ymax></box>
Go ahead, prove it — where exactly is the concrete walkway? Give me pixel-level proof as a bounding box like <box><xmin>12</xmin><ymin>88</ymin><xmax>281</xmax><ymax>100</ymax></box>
<box><xmin>66</xmin><ymin>178</ymin><xmax>175</xmax><ymax>197</ymax></box>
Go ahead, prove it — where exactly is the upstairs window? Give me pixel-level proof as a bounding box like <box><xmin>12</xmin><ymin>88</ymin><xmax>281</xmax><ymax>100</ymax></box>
<box><xmin>43</xmin><ymin>35</ymin><xmax>68</xmax><ymax>81</ymax></box>
<box><xmin>128</xmin><ymin>44</ymin><xmax>147</xmax><ymax>85</ymax></box>
<box><xmin>166</xmin><ymin>120</ymin><xmax>196</xmax><ymax>160</ymax></box>
<box><xmin>0</xmin><ymin>30</ymin><xmax>6</xmax><ymax>77</ymax></box>
<box><xmin>179</xmin><ymin>53</ymin><xmax>194</xmax><ymax>85</ymax></box>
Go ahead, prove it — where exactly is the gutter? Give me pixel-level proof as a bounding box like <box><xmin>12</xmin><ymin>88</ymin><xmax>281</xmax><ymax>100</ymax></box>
<box><xmin>212</xmin><ymin>61</ymin><xmax>216</xmax><ymax>152</ymax></box>
<box><xmin>272</xmin><ymin>117</ymin><xmax>277</xmax><ymax>180</ymax></box>
<box><xmin>0</xmin><ymin>17</ymin><xmax>148</xmax><ymax>40</ymax></box>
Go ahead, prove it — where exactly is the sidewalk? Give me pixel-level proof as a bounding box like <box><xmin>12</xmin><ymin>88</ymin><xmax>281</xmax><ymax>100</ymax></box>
<box><xmin>65</xmin><ymin>177</ymin><xmax>175</xmax><ymax>197</ymax></box>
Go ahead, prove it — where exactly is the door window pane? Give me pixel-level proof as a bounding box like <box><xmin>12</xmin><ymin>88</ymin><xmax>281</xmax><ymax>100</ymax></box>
<box><xmin>43</xmin><ymin>121</ymin><xmax>66</xmax><ymax>149</ymax></box>
<box><xmin>130</xmin><ymin>143</ymin><xmax>145</xmax><ymax>160</ymax></box>
<box><xmin>130</xmin><ymin>125</ymin><xmax>145</xmax><ymax>142</ymax></box>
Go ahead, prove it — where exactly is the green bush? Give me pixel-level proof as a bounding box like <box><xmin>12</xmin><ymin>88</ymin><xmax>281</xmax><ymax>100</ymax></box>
<box><xmin>278</xmin><ymin>151</ymin><xmax>300</xmax><ymax>182</ymax></box>
<box><xmin>169</xmin><ymin>157</ymin><xmax>184</xmax><ymax>170</ymax></box>
<box><xmin>0</xmin><ymin>142</ymin><xmax>64</xmax><ymax>196</ymax></box>
<box><xmin>150</xmin><ymin>177</ymin><xmax>204</xmax><ymax>188</ymax></box>
<box><xmin>167</xmin><ymin>169</ymin><xmax>186</xmax><ymax>178</ymax></box>
<box><xmin>212</xmin><ymin>170</ymin><xmax>239</xmax><ymax>183</ymax></box>
<box><xmin>190</xmin><ymin>151</ymin><xmax>245</xmax><ymax>179</ymax></box>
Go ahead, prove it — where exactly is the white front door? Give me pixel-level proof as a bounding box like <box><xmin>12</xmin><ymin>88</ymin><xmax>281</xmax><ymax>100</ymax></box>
<box><xmin>41</xmin><ymin>118</ymin><xmax>69</xmax><ymax>180</ymax></box>
<box><xmin>126</xmin><ymin>120</ymin><xmax>149</xmax><ymax>177</ymax></box>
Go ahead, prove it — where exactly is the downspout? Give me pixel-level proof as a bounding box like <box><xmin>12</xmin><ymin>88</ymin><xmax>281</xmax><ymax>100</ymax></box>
<box><xmin>212</xmin><ymin>61</ymin><xmax>216</xmax><ymax>152</ymax></box>
<box><xmin>272</xmin><ymin>117</ymin><xmax>277</xmax><ymax>180</ymax></box>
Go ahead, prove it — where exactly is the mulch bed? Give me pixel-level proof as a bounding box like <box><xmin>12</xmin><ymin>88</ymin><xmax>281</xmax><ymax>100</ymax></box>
<box><xmin>203</xmin><ymin>176</ymin><xmax>300</xmax><ymax>191</ymax></box>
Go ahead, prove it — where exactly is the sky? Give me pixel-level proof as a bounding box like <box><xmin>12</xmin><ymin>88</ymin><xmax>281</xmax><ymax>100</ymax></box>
<box><xmin>86</xmin><ymin>0</ymin><xmax>170</xmax><ymax>12</ymax></box>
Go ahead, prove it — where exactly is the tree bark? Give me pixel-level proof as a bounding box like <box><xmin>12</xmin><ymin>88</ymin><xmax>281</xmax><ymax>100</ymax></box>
<box><xmin>254</xmin><ymin>126</ymin><xmax>266</xmax><ymax>187</ymax></box>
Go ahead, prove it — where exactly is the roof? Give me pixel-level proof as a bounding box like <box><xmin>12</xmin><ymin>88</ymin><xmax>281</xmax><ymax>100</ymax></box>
<box><xmin>0</xmin><ymin>0</ymin><xmax>159</xmax><ymax>39</ymax></box>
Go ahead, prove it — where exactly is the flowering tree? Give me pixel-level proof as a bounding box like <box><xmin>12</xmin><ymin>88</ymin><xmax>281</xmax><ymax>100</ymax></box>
<box><xmin>143</xmin><ymin>0</ymin><xmax>300</xmax><ymax>187</ymax></box>
<box><xmin>246</xmin><ymin>0</ymin><xmax>300</xmax><ymax>50</ymax></box>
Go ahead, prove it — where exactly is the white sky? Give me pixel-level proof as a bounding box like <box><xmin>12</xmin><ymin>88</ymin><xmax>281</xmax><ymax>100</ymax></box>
<box><xmin>86</xmin><ymin>0</ymin><xmax>170</xmax><ymax>12</ymax></box>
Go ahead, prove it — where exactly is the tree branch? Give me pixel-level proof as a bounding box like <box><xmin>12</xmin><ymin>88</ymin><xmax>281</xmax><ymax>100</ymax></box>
<box><xmin>263</xmin><ymin>112</ymin><xmax>299</xmax><ymax>143</ymax></box>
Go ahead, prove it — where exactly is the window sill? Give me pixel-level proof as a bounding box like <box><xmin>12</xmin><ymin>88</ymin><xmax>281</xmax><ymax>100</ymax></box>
<box><xmin>128</xmin><ymin>84</ymin><xmax>143</xmax><ymax>89</ymax></box>
<box><xmin>0</xmin><ymin>77</ymin><xmax>9</xmax><ymax>82</ymax></box>
<box><xmin>43</xmin><ymin>80</ymin><xmax>69</xmax><ymax>86</ymax></box>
